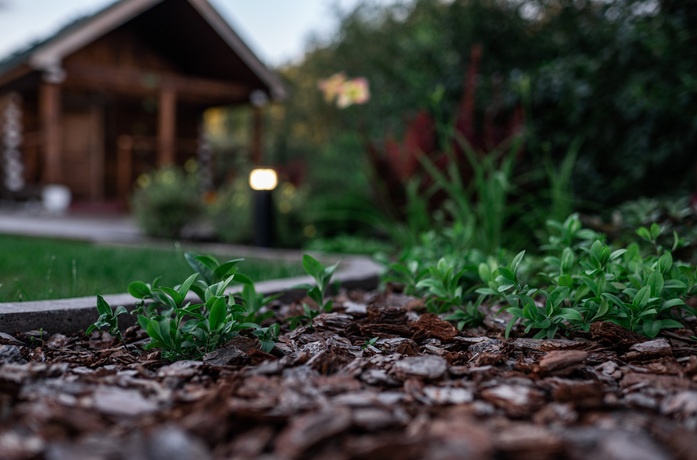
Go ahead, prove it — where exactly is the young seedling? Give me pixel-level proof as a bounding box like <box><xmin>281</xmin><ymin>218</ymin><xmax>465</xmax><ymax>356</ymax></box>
<box><xmin>362</xmin><ymin>336</ymin><xmax>379</xmax><ymax>349</ymax></box>
<box><xmin>86</xmin><ymin>295</ymin><xmax>129</xmax><ymax>350</ymax></box>
<box><xmin>287</xmin><ymin>254</ymin><xmax>340</xmax><ymax>329</ymax></box>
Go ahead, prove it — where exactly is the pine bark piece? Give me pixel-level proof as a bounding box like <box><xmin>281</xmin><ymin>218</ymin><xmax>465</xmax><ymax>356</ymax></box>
<box><xmin>660</xmin><ymin>391</ymin><xmax>697</xmax><ymax>418</ymax></box>
<box><xmin>92</xmin><ymin>387</ymin><xmax>159</xmax><ymax>417</ymax></box>
<box><xmin>538</xmin><ymin>350</ymin><xmax>589</xmax><ymax>375</ymax></box>
<box><xmin>274</xmin><ymin>407</ymin><xmax>352</xmax><ymax>459</ymax></box>
<box><xmin>411</xmin><ymin>313</ymin><xmax>458</xmax><ymax>342</ymax></box>
<box><xmin>480</xmin><ymin>384</ymin><xmax>546</xmax><ymax>418</ymax></box>
<box><xmin>513</xmin><ymin>337</ymin><xmax>591</xmax><ymax>351</ymax></box>
<box><xmin>623</xmin><ymin>338</ymin><xmax>672</xmax><ymax>361</ymax></box>
<box><xmin>540</xmin><ymin>377</ymin><xmax>604</xmax><ymax>406</ymax></box>
<box><xmin>203</xmin><ymin>344</ymin><xmax>249</xmax><ymax>367</ymax></box>
<box><xmin>391</xmin><ymin>355</ymin><xmax>448</xmax><ymax>380</ymax></box>
<box><xmin>590</xmin><ymin>321</ymin><xmax>645</xmax><ymax>349</ymax></box>
<box><xmin>495</xmin><ymin>423</ymin><xmax>563</xmax><ymax>460</ymax></box>
<box><xmin>426</xmin><ymin>410</ymin><xmax>495</xmax><ymax>460</ymax></box>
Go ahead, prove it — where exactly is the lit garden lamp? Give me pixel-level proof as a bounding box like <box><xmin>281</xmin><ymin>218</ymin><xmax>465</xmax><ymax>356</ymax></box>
<box><xmin>249</xmin><ymin>168</ymin><xmax>277</xmax><ymax>247</ymax></box>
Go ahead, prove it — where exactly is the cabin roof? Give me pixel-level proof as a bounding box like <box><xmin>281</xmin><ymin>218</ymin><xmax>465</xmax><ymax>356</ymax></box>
<box><xmin>0</xmin><ymin>0</ymin><xmax>286</xmax><ymax>100</ymax></box>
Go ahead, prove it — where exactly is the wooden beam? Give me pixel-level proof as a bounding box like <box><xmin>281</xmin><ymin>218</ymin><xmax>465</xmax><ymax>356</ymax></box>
<box><xmin>39</xmin><ymin>82</ymin><xmax>62</xmax><ymax>184</ymax></box>
<box><xmin>158</xmin><ymin>88</ymin><xmax>176</xmax><ymax>167</ymax></box>
<box><xmin>62</xmin><ymin>64</ymin><xmax>249</xmax><ymax>102</ymax></box>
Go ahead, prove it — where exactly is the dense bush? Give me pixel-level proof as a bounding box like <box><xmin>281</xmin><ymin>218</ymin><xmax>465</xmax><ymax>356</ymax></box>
<box><xmin>131</xmin><ymin>166</ymin><xmax>203</xmax><ymax>239</ymax></box>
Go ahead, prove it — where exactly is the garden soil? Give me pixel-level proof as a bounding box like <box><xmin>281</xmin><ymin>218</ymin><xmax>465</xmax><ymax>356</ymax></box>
<box><xmin>1</xmin><ymin>288</ymin><xmax>697</xmax><ymax>460</ymax></box>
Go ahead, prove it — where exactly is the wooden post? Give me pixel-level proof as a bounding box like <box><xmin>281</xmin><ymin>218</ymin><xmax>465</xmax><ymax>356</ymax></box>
<box><xmin>117</xmin><ymin>135</ymin><xmax>133</xmax><ymax>205</ymax></box>
<box><xmin>40</xmin><ymin>82</ymin><xmax>62</xmax><ymax>184</ymax></box>
<box><xmin>157</xmin><ymin>88</ymin><xmax>176</xmax><ymax>167</ymax></box>
<box><xmin>251</xmin><ymin>106</ymin><xmax>263</xmax><ymax>165</ymax></box>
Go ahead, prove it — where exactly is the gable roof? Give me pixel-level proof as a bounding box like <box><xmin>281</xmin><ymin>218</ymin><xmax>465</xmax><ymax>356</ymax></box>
<box><xmin>0</xmin><ymin>0</ymin><xmax>286</xmax><ymax>100</ymax></box>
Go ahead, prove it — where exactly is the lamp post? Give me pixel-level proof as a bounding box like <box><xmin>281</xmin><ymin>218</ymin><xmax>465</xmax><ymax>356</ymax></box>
<box><xmin>249</xmin><ymin>168</ymin><xmax>277</xmax><ymax>247</ymax></box>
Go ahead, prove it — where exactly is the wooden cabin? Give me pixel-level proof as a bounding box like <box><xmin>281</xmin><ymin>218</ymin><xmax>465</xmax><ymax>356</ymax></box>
<box><xmin>0</xmin><ymin>0</ymin><xmax>286</xmax><ymax>209</ymax></box>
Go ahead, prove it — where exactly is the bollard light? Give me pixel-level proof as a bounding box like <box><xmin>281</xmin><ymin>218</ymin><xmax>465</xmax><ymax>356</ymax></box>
<box><xmin>249</xmin><ymin>168</ymin><xmax>277</xmax><ymax>247</ymax></box>
<box><xmin>249</xmin><ymin>168</ymin><xmax>277</xmax><ymax>191</ymax></box>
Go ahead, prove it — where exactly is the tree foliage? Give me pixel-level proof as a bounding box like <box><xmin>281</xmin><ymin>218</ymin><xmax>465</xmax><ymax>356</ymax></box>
<box><xmin>277</xmin><ymin>0</ymin><xmax>697</xmax><ymax>208</ymax></box>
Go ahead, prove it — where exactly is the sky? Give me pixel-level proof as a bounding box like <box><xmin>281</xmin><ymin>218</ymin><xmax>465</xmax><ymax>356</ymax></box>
<box><xmin>0</xmin><ymin>0</ymin><xmax>381</xmax><ymax>67</ymax></box>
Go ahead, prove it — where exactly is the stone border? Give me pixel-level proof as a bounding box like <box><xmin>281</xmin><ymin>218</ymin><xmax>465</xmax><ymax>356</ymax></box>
<box><xmin>0</xmin><ymin>256</ymin><xmax>383</xmax><ymax>334</ymax></box>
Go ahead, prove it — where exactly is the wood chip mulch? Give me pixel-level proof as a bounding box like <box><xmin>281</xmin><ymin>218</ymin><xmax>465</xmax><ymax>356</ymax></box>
<box><xmin>1</xmin><ymin>289</ymin><xmax>697</xmax><ymax>460</ymax></box>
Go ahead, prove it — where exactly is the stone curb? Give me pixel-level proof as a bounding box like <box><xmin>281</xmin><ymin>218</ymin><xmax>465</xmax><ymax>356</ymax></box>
<box><xmin>0</xmin><ymin>256</ymin><xmax>383</xmax><ymax>334</ymax></box>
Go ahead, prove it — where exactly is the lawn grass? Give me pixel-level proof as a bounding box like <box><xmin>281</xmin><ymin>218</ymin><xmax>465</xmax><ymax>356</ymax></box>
<box><xmin>0</xmin><ymin>235</ymin><xmax>304</xmax><ymax>302</ymax></box>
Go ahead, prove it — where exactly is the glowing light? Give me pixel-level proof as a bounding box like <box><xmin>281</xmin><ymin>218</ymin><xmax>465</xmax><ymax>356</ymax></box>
<box><xmin>249</xmin><ymin>169</ymin><xmax>278</xmax><ymax>191</ymax></box>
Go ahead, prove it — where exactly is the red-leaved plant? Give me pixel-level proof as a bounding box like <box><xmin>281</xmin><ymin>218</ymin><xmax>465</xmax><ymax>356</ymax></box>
<box><xmin>366</xmin><ymin>44</ymin><xmax>525</xmax><ymax>219</ymax></box>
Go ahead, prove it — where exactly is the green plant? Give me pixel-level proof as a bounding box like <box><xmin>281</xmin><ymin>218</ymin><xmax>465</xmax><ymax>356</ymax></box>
<box><xmin>416</xmin><ymin>257</ymin><xmax>472</xmax><ymax>315</ymax></box>
<box><xmin>86</xmin><ymin>295</ymin><xmax>129</xmax><ymax>349</ymax></box>
<box><xmin>481</xmin><ymin>215</ymin><xmax>695</xmax><ymax>339</ymax></box>
<box><xmin>207</xmin><ymin>179</ymin><xmax>253</xmax><ymax>245</ymax></box>
<box><xmin>287</xmin><ymin>254</ymin><xmax>340</xmax><ymax>329</ymax></box>
<box><xmin>443</xmin><ymin>295</ymin><xmax>485</xmax><ymax>330</ymax></box>
<box><xmin>89</xmin><ymin>253</ymin><xmax>281</xmax><ymax>360</ymax></box>
<box><xmin>131</xmin><ymin>166</ymin><xmax>203</xmax><ymax>239</ymax></box>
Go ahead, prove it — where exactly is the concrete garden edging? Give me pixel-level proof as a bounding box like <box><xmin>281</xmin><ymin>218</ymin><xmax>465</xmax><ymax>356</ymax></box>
<box><xmin>0</xmin><ymin>256</ymin><xmax>383</xmax><ymax>334</ymax></box>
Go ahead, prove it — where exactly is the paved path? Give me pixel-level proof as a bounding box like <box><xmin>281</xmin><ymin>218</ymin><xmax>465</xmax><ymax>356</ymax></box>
<box><xmin>0</xmin><ymin>210</ymin><xmax>309</xmax><ymax>260</ymax></box>
<box><xmin>0</xmin><ymin>210</ymin><xmax>142</xmax><ymax>243</ymax></box>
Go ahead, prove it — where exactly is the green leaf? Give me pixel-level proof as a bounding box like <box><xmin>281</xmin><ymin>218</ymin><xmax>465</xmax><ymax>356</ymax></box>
<box><xmin>128</xmin><ymin>281</ymin><xmax>151</xmax><ymax>299</ymax></box>
<box><xmin>658</xmin><ymin>252</ymin><xmax>673</xmax><ymax>273</ymax></box>
<box><xmin>507</xmin><ymin>307</ymin><xmax>525</xmax><ymax>318</ymax></box>
<box><xmin>498</xmin><ymin>267</ymin><xmax>516</xmax><ymax>283</ymax></box>
<box><xmin>642</xmin><ymin>320</ymin><xmax>661</xmax><ymax>338</ymax></box>
<box><xmin>213</xmin><ymin>259</ymin><xmax>244</xmax><ymax>281</ymax></box>
<box><xmin>663</xmin><ymin>279</ymin><xmax>687</xmax><ymax>290</ymax></box>
<box><xmin>649</xmin><ymin>223</ymin><xmax>661</xmax><ymax>241</ymax></box>
<box><xmin>636</xmin><ymin>227</ymin><xmax>651</xmax><ymax>241</ymax></box>
<box><xmin>549</xmin><ymin>286</ymin><xmax>570</xmax><ymax>309</ymax></box>
<box><xmin>658</xmin><ymin>319</ymin><xmax>684</xmax><ymax>329</ymax></box>
<box><xmin>509</xmin><ymin>250</ymin><xmax>526</xmax><ymax>276</ymax></box>
<box><xmin>478</xmin><ymin>263</ymin><xmax>492</xmax><ymax>282</ymax></box>
<box><xmin>504</xmin><ymin>317</ymin><xmax>517</xmax><ymax>339</ymax></box>
<box><xmin>290</xmin><ymin>283</ymin><xmax>314</xmax><ymax>291</ymax></box>
<box><xmin>114</xmin><ymin>305</ymin><xmax>128</xmax><ymax>316</ymax></box>
<box><xmin>647</xmin><ymin>270</ymin><xmax>664</xmax><ymax>297</ymax></box>
<box><xmin>177</xmin><ymin>273</ymin><xmax>199</xmax><ymax>299</ymax></box>
<box><xmin>158</xmin><ymin>286</ymin><xmax>183</xmax><ymax>308</ymax></box>
<box><xmin>633</xmin><ymin>286</ymin><xmax>651</xmax><ymax>309</ymax></box>
<box><xmin>96</xmin><ymin>295</ymin><xmax>111</xmax><ymax>316</ymax></box>
<box><xmin>609</xmin><ymin>249</ymin><xmax>627</xmax><ymax>261</ymax></box>
<box><xmin>146</xmin><ymin>320</ymin><xmax>166</xmax><ymax>347</ymax></box>
<box><xmin>185</xmin><ymin>253</ymin><xmax>215</xmax><ymax>284</ymax></box>
<box><xmin>323</xmin><ymin>260</ymin><xmax>341</xmax><ymax>280</ymax></box>
<box><xmin>302</xmin><ymin>254</ymin><xmax>323</xmax><ymax>278</ymax></box>
<box><xmin>581</xmin><ymin>278</ymin><xmax>599</xmax><ymax>296</ymax></box>
<box><xmin>208</xmin><ymin>297</ymin><xmax>227</xmax><ymax>331</ymax></box>
<box><xmin>137</xmin><ymin>314</ymin><xmax>150</xmax><ymax>331</ymax></box>
<box><xmin>323</xmin><ymin>300</ymin><xmax>334</xmax><ymax>312</ymax></box>
<box><xmin>557</xmin><ymin>274</ymin><xmax>573</xmax><ymax>287</ymax></box>
<box><xmin>661</xmin><ymin>298</ymin><xmax>685</xmax><ymax>310</ymax></box>
<box><xmin>232</xmin><ymin>273</ymin><xmax>254</xmax><ymax>286</ymax></box>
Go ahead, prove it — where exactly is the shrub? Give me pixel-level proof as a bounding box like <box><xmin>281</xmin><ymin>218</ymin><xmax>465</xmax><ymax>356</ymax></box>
<box><xmin>131</xmin><ymin>166</ymin><xmax>203</xmax><ymax>239</ymax></box>
<box><xmin>207</xmin><ymin>179</ymin><xmax>254</xmax><ymax>245</ymax></box>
